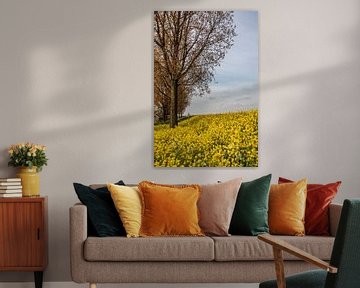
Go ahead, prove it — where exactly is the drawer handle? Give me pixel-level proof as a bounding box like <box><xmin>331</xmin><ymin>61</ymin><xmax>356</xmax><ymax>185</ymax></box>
<box><xmin>37</xmin><ymin>228</ymin><xmax>40</xmax><ymax>240</ymax></box>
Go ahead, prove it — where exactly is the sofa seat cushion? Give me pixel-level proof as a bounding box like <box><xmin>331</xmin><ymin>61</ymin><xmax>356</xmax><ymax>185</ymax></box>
<box><xmin>212</xmin><ymin>236</ymin><xmax>334</xmax><ymax>261</ymax></box>
<box><xmin>84</xmin><ymin>236</ymin><xmax>214</xmax><ymax>261</ymax></box>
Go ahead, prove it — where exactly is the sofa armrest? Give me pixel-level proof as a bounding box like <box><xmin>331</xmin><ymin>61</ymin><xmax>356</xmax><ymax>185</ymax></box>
<box><xmin>329</xmin><ymin>203</ymin><xmax>342</xmax><ymax>237</ymax></box>
<box><xmin>69</xmin><ymin>203</ymin><xmax>88</xmax><ymax>283</ymax></box>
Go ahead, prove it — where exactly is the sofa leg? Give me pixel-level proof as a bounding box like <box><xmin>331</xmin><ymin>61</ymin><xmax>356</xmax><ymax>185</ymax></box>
<box><xmin>89</xmin><ymin>283</ymin><xmax>96</xmax><ymax>288</ymax></box>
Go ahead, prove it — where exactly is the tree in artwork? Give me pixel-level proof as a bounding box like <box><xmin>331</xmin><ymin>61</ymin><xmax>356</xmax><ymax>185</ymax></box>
<box><xmin>154</xmin><ymin>11</ymin><xmax>236</xmax><ymax>128</ymax></box>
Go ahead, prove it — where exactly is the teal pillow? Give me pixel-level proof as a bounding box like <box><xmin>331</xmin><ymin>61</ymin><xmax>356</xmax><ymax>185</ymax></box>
<box><xmin>229</xmin><ymin>174</ymin><xmax>272</xmax><ymax>236</ymax></box>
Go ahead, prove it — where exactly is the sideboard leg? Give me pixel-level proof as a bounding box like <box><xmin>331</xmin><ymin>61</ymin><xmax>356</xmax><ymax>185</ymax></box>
<box><xmin>90</xmin><ymin>283</ymin><xmax>97</xmax><ymax>288</ymax></box>
<box><xmin>34</xmin><ymin>271</ymin><xmax>43</xmax><ymax>288</ymax></box>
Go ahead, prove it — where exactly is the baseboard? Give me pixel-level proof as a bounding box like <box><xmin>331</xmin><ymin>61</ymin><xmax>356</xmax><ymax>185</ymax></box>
<box><xmin>0</xmin><ymin>282</ymin><xmax>259</xmax><ymax>288</ymax></box>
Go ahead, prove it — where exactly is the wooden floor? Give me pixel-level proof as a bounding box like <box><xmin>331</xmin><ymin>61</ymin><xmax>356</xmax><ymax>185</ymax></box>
<box><xmin>0</xmin><ymin>283</ymin><xmax>259</xmax><ymax>288</ymax></box>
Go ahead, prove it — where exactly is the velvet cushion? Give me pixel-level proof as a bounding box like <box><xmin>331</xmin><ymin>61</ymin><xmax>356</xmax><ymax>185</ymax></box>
<box><xmin>260</xmin><ymin>269</ymin><xmax>327</xmax><ymax>288</ymax></box>
<box><xmin>198</xmin><ymin>178</ymin><xmax>242</xmax><ymax>236</ymax></box>
<box><xmin>138</xmin><ymin>181</ymin><xmax>203</xmax><ymax>236</ymax></box>
<box><xmin>73</xmin><ymin>181</ymin><xmax>126</xmax><ymax>237</ymax></box>
<box><xmin>107</xmin><ymin>184</ymin><xmax>142</xmax><ymax>238</ymax></box>
<box><xmin>229</xmin><ymin>174</ymin><xmax>272</xmax><ymax>236</ymax></box>
<box><xmin>269</xmin><ymin>179</ymin><xmax>307</xmax><ymax>236</ymax></box>
<box><xmin>279</xmin><ymin>177</ymin><xmax>341</xmax><ymax>236</ymax></box>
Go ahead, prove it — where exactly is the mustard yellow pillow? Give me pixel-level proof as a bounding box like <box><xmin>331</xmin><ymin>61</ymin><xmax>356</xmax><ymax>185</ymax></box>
<box><xmin>138</xmin><ymin>181</ymin><xmax>204</xmax><ymax>237</ymax></box>
<box><xmin>269</xmin><ymin>179</ymin><xmax>307</xmax><ymax>236</ymax></box>
<box><xmin>107</xmin><ymin>183</ymin><xmax>142</xmax><ymax>238</ymax></box>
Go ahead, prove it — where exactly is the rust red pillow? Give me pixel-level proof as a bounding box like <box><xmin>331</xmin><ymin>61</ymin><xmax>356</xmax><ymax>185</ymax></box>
<box><xmin>278</xmin><ymin>177</ymin><xmax>341</xmax><ymax>236</ymax></box>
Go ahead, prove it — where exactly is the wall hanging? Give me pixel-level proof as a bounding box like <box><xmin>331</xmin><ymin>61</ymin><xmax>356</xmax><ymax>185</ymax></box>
<box><xmin>153</xmin><ymin>10</ymin><xmax>259</xmax><ymax>167</ymax></box>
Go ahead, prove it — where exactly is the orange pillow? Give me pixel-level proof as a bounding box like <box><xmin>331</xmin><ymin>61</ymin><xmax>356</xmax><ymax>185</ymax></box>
<box><xmin>138</xmin><ymin>181</ymin><xmax>204</xmax><ymax>236</ymax></box>
<box><xmin>269</xmin><ymin>179</ymin><xmax>307</xmax><ymax>236</ymax></box>
<box><xmin>279</xmin><ymin>177</ymin><xmax>341</xmax><ymax>235</ymax></box>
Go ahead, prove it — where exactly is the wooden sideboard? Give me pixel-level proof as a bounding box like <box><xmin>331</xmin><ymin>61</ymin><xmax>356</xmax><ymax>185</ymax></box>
<box><xmin>0</xmin><ymin>197</ymin><xmax>47</xmax><ymax>288</ymax></box>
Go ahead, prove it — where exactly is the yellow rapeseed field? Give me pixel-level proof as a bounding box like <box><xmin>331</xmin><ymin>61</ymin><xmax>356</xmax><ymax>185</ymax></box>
<box><xmin>154</xmin><ymin>109</ymin><xmax>258</xmax><ymax>167</ymax></box>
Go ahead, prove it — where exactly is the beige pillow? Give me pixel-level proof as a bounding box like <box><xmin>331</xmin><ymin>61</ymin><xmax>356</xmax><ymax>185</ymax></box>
<box><xmin>198</xmin><ymin>178</ymin><xmax>242</xmax><ymax>236</ymax></box>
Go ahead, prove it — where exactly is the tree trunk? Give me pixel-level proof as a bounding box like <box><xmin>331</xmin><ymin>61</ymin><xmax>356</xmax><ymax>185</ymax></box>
<box><xmin>161</xmin><ymin>105</ymin><xmax>166</xmax><ymax>122</ymax></box>
<box><xmin>170</xmin><ymin>80</ymin><xmax>178</xmax><ymax>128</ymax></box>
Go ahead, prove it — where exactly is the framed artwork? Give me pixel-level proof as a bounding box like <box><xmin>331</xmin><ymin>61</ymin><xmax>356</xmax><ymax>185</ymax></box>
<box><xmin>153</xmin><ymin>11</ymin><xmax>258</xmax><ymax>167</ymax></box>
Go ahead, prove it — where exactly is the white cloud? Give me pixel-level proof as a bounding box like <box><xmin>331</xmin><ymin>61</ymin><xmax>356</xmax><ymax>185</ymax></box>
<box><xmin>186</xmin><ymin>82</ymin><xmax>258</xmax><ymax>115</ymax></box>
<box><xmin>185</xmin><ymin>11</ymin><xmax>259</xmax><ymax>116</ymax></box>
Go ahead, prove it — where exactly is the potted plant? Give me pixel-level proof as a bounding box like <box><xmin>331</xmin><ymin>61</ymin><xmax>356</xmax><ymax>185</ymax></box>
<box><xmin>8</xmin><ymin>143</ymin><xmax>48</xmax><ymax>197</ymax></box>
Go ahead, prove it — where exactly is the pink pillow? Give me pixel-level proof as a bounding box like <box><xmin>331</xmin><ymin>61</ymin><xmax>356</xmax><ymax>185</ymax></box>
<box><xmin>198</xmin><ymin>178</ymin><xmax>242</xmax><ymax>236</ymax></box>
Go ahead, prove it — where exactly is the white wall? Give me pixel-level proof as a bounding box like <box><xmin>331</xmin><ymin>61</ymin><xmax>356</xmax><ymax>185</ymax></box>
<box><xmin>0</xmin><ymin>0</ymin><xmax>359</xmax><ymax>283</ymax></box>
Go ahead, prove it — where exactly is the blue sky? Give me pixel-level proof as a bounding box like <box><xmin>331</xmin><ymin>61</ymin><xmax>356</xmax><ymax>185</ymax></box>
<box><xmin>186</xmin><ymin>11</ymin><xmax>259</xmax><ymax>115</ymax></box>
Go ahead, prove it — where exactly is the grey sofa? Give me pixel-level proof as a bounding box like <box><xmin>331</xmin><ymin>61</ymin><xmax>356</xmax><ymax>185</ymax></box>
<box><xmin>70</xmin><ymin>202</ymin><xmax>342</xmax><ymax>288</ymax></box>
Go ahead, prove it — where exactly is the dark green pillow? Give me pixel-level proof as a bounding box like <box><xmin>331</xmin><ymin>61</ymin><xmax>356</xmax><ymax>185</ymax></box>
<box><xmin>73</xmin><ymin>181</ymin><xmax>126</xmax><ymax>237</ymax></box>
<box><xmin>229</xmin><ymin>174</ymin><xmax>272</xmax><ymax>236</ymax></box>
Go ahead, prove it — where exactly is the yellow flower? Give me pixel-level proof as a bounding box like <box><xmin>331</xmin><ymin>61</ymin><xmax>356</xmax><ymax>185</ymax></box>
<box><xmin>154</xmin><ymin>110</ymin><xmax>258</xmax><ymax>167</ymax></box>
